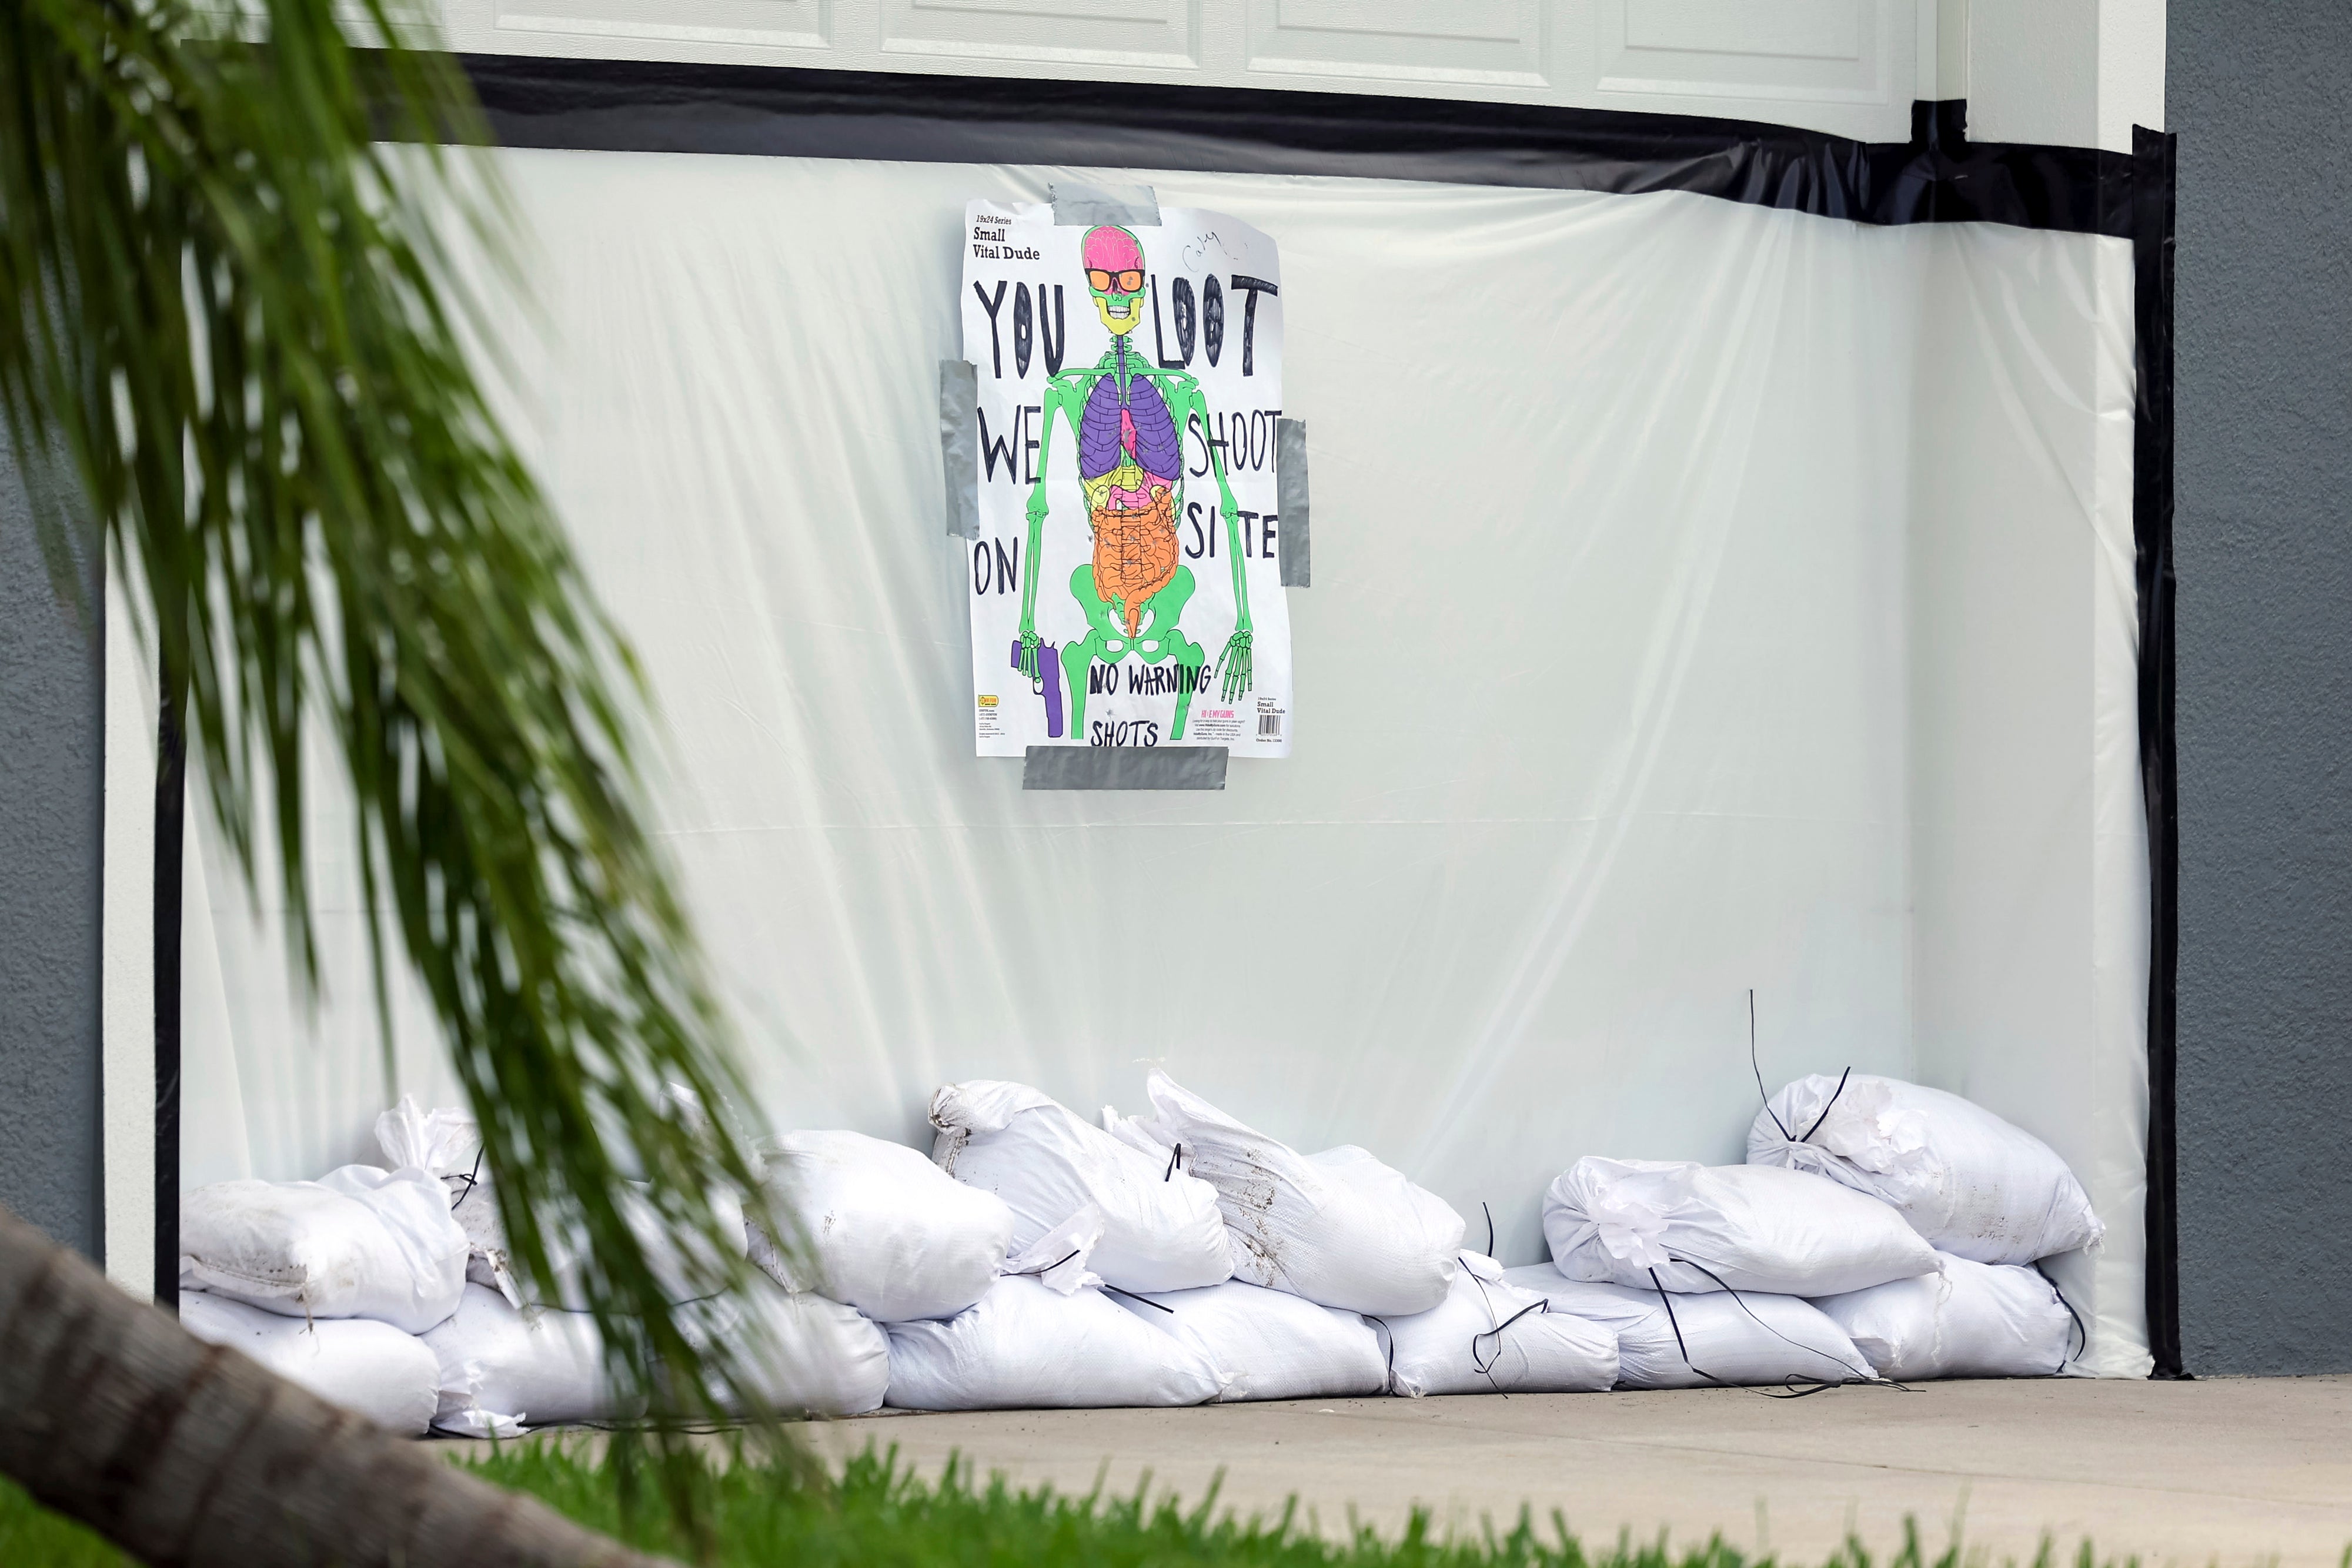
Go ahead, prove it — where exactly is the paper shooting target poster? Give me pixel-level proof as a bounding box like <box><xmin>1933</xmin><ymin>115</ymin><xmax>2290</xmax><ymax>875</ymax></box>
<box><xmin>961</xmin><ymin>200</ymin><xmax>1294</xmax><ymax>759</ymax></box>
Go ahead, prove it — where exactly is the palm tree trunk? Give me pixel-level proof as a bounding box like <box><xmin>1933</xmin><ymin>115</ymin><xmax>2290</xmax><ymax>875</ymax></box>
<box><xmin>0</xmin><ymin>1203</ymin><xmax>670</xmax><ymax>1567</ymax></box>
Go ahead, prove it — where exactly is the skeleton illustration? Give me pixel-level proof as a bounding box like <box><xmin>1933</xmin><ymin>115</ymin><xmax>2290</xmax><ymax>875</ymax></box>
<box><xmin>1017</xmin><ymin>223</ymin><xmax>1254</xmax><ymax>742</ymax></box>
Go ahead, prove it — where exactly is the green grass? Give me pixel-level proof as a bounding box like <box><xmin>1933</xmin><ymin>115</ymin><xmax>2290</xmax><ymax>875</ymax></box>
<box><xmin>0</xmin><ymin>1436</ymin><xmax>2170</xmax><ymax>1568</ymax></box>
<box><xmin>469</xmin><ymin>1439</ymin><xmax>1960</xmax><ymax>1568</ymax></box>
<box><xmin>0</xmin><ymin>1479</ymin><xmax>128</xmax><ymax>1567</ymax></box>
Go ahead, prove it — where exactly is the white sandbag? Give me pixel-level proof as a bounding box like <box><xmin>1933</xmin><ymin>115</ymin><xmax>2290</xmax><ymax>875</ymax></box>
<box><xmin>1105</xmin><ymin>1070</ymin><xmax>1461</xmax><ymax>1316</ymax></box>
<box><xmin>1113</xmin><ymin>1279</ymin><xmax>1387</xmax><ymax>1402</ymax></box>
<box><xmin>376</xmin><ymin>1098</ymin><xmax>522</xmax><ymax>1306</ymax></box>
<box><xmin>181</xmin><ymin>1165</ymin><xmax>469</xmax><ymax>1333</ymax></box>
<box><xmin>931</xmin><ymin>1079</ymin><xmax>1231</xmax><ymax>1293</ymax></box>
<box><xmin>1381</xmin><ymin>1253</ymin><xmax>1616</xmax><ymax>1398</ymax></box>
<box><xmin>681</xmin><ymin>1276</ymin><xmax>891</xmax><ymax>1418</ymax></box>
<box><xmin>1810</xmin><ymin>1253</ymin><xmax>2075</xmax><ymax>1380</ymax></box>
<box><xmin>182</xmin><ymin>1289</ymin><xmax>439</xmax><ymax>1435</ymax></box>
<box><xmin>750</xmin><ymin>1130</ymin><xmax>1014</xmax><ymax>1322</ymax></box>
<box><xmin>1544</xmin><ymin>1157</ymin><xmax>1937</xmax><ymax>1298</ymax></box>
<box><xmin>1748</xmin><ymin>1074</ymin><xmax>2104</xmax><ymax>1265</ymax></box>
<box><xmin>420</xmin><ymin>1283</ymin><xmax>636</xmax><ymax>1437</ymax></box>
<box><xmin>1503</xmin><ymin>1263</ymin><xmax>1876</xmax><ymax>1389</ymax></box>
<box><xmin>884</xmin><ymin>1275</ymin><xmax>1222</xmax><ymax>1410</ymax></box>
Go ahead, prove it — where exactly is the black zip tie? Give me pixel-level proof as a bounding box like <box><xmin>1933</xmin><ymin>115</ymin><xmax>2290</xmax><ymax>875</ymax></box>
<box><xmin>1797</xmin><ymin>1066</ymin><xmax>1853</xmax><ymax>1144</ymax></box>
<box><xmin>1646</xmin><ymin>1267</ymin><xmax>1727</xmax><ymax>1388</ymax></box>
<box><xmin>2034</xmin><ymin>1261</ymin><xmax>2090</xmax><ymax>1367</ymax></box>
<box><xmin>1464</xmin><ymin>1265</ymin><xmax>1502</xmax><ymax>1393</ymax></box>
<box><xmin>1163</xmin><ymin>1143</ymin><xmax>1182</xmax><ymax>1182</ymax></box>
<box><xmin>1749</xmin><ymin>989</ymin><xmax>1792</xmax><ymax>1140</ymax></box>
<box><xmin>1462</xmin><ymin>1259</ymin><xmax>1553</xmax><ymax>1397</ymax></box>
<box><xmin>1007</xmin><ymin>1249</ymin><xmax>1083</xmax><ymax>1279</ymax></box>
<box><xmin>448</xmin><ymin>1146</ymin><xmax>486</xmax><ymax>1211</ymax></box>
<box><xmin>1482</xmin><ymin>1201</ymin><xmax>1495</xmax><ymax>1258</ymax></box>
<box><xmin>1367</xmin><ymin>1314</ymin><xmax>1396</xmax><ymax>1395</ymax></box>
<box><xmin>1471</xmin><ymin>1299</ymin><xmax>1549</xmax><ymax>1391</ymax></box>
<box><xmin>1102</xmin><ymin>1283</ymin><xmax>1175</xmax><ymax>1314</ymax></box>
<box><xmin>525</xmin><ymin>1288</ymin><xmax>728</xmax><ymax>1317</ymax></box>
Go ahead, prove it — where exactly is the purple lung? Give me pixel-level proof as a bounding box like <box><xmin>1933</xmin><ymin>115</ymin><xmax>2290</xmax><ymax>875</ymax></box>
<box><xmin>1078</xmin><ymin>343</ymin><xmax>1181</xmax><ymax>482</ymax></box>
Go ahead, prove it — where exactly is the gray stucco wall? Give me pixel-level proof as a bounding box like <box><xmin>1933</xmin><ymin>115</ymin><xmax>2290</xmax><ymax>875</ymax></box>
<box><xmin>2170</xmin><ymin>7</ymin><xmax>2352</xmax><ymax>1374</ymax></box>
<box><xmin>0</xmin><ymin>445</ymin><xmax>104</xmax><ymax>1259</ymax></box>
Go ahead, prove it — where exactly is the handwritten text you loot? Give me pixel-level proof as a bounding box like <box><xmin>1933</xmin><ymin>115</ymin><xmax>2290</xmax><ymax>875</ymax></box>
<box><xmin>969</xmin><ymin>270</ymin><xmax>1280</xmax><ymax>380</ymax></box>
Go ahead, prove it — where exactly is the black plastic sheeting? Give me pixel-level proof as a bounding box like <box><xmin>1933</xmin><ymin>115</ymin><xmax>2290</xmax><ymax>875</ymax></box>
<box><xmin>2133</xmin><ymin>126</ymin><xmax>2184</xmax><ymax>1380</ymax></box>
<box><xmin>396</xmin><ymin>55</ymin><xmax>2186</xmax><ymax>1373</ymax></box>
<box><xmin>453</xmin><ymin>57</ymin><xmax>2135</xmax><ymax>238</ymax></box>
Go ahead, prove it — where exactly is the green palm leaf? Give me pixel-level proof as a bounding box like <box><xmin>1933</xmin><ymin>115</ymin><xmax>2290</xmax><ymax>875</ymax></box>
<box><xmin>0</xmin><ymin>0</ymin><xmax>788</xmax><ymax>1513</ymax></box>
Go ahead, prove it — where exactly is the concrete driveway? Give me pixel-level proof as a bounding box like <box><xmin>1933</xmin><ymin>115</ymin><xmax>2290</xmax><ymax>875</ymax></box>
<box><xmin>805</xmin><ymin>1375</ymin><xmax>2352</xmax><ymax>1566</ymax></box>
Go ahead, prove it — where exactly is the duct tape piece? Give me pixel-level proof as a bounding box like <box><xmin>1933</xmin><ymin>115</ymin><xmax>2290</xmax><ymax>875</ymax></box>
<box><xmin>939</xmin><ymin>358</ymin><xmax>979</xmax><ymax>540</ymax></box>
<box><xmin>1276</xmin><ymin>417</ymin><xmax>1311</xmax><ymax>588</ymax></box>
<box><xmin>1050</xmin><ymin>182</ymin><xmax>1161</xmax><ymax>229</ymax></box>
<box><xmin>1023</xmin><ymin>746</ymin><xmax>1228</xmax><ymax>791</ymax></box>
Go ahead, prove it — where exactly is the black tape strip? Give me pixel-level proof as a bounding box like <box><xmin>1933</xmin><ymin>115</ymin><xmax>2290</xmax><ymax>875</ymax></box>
<box><xmin>1275</xmin><ymin>417</ymin><xmax>1310</xmax><ymax>589</ymax></box>
<box><xmin>153</xmin><ymin>665</ymin><xmax>186</xmax><ymax>1311</ymax></box>
<box><xmin>1051</xmin><ymin>181</ymin><xmax>1159</xmax><ymax>228</ymax></box>
<box><xmin>937</xmin><ymin>359</ymin><xmax>978</xmax><ymax>540</ymax></box>
<box><xmin>1023</xmin><ymin>745</ymin><xmax>1227</xmax><ymax>791</ymax></box>
<box><xmin>2133</xmin><ymin>125</ymin><xmax>2185</xmax><ymax>1382</ymax></box>
<box><xmin>439</xmin><ymin>59</ymin><xmax>2131</xmax><ymax>238</ymax></box>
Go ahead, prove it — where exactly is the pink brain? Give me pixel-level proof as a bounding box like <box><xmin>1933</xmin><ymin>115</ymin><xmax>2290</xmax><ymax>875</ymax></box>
<box><xmin>1081</xmin><ymin>226</ymin><xmax>1143</xmax><ymax>275</ymax></box>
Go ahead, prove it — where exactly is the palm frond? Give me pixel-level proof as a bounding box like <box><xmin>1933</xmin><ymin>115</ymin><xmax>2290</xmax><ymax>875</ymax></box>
<box><xmin>0</xmin><ymin>0</ymin><xmax>785</xmax><ymax>1510</ymax></box>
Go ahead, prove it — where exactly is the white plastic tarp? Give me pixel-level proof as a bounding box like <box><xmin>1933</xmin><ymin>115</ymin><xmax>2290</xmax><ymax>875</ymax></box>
<box><xmin>151</xmin><ymin>146</ymin><xmax>2150</xmax><ymax>1377</ymax></box>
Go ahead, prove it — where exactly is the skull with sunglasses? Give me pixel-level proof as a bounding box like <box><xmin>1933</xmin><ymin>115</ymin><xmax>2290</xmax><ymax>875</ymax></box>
<box><xmin>1083</xmin><ymin>225</ymin><xmax>1148</xmax><ymax>334</ymax></box>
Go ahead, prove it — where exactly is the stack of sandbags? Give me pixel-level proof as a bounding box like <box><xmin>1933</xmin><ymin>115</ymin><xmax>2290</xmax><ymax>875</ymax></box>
<box><xmin>1539</xmin><ymin>1156</ymin><xmax>1938</xmax><ymax>1387</ymax></box>
<box><xmin>376</xmin><ymin>1096</ymin><xmax>514</xmax><ymax>1306</ymax></box>
<box><xmin>1749</xmin><ymin>1074</ymin><xmax>2101</xmax><ymax>1379</ymax></box>
<box><xmin>384</xmin><ymin>1095</ymin><xmax>797</xmax><ymax>1433</ymax></box>
<box><xmin>1104</xmin><ymin>1070</ymin><xmax>1464</xmax><ymax>1316</ymax></box>
<box><xmin>930</xmin><ymin>1079</ymin><xmax>1231</xmax><ymax>1292</ymax></box>
<box><xmin>185</xmin><ymin>1095</ymin><xmax>874</xmax><ymax>1439</ymax></box>
<box><xmin>423</xmin><ymin>1226</ymin><xmax>890</xmax><ymax>1433</ymax></box>
<box><xmin>373</xmin><ymin>1098</ymin><xmax>639</xmax><ymax>1434</ymax></box>
<box><xmin>883</xmin><ymin>1208</ymin><xmax>1222</xmax><ymax>1410</ymax></box>
<box><xmin>178</xmin><ymin>1162</ymin><xmax>472</xmax><ymax>1435</ymax></box>
<box><xmin>752</xmin><ymin>1118</ymin><xmax>1253</xmax><ymax>1416</ymax></box>
<box><xmin>1502</xmin><ymin>1265</ymin><xmax>1877</xmax><ymax>1389</ymax></box>
<box><xmin>913</xmin><ymin>1074</ymin><xmax>1451</xmax><ymax>1409</ymax></box>
<box><xmin>734</xmin><ymin>1126</ymin><xmax>1035</xmax><ymax>1415</ymax></box>
<box><xmin>1378</xmin><ymin>1253</ymin><xmax>1617</xmax><ymax>1397</ymax></box>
